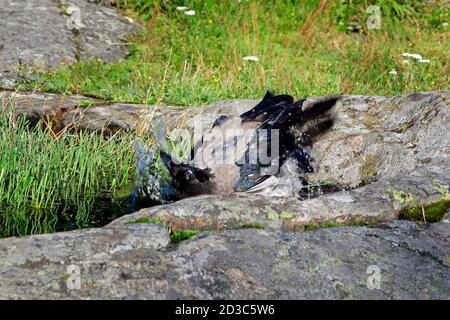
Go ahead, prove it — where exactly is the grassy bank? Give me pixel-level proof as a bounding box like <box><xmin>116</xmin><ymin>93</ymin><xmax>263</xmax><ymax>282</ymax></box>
<box><xmin>19</xmin><ymin>0</ymin><xmax>449</xmax><ymax>105</ymax></box>
<box><xmin>0</xmin><ymin>111</ymin><xmax>135</xmax><ymax>237</ymax></box>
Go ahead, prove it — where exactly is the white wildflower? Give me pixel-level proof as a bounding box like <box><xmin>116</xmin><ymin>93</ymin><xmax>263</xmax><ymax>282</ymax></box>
<box><xmin>402</xmin><ymin>53</ymin><xmax>423</xmax><ymax>60</ymax></box>
<box><xmin>402</xmin><ymin>60</ymin><xmax>410</xmax><ymax>64</ymax></box>
<box><xmin>176</xmin><ymin>6</ymin><xmax>189</xmax><ymax>11</ymax></box>
<box><xmin>184</xmin><ymin>10</ymin><xmax>196</xmax><ymax>16</ymax></box>
<box><xmin>242</xmin><ymin>56</ymin><xmax>260</xmax><ymax>62</ymax></box>
<box><xmin>389</xmin><ymin>69</ymin><xmax>397</xmax><ymax>76</ymax></box>
<box><xmin>418</xmin><ymin>59</ymin><xmax>430</xmax><ymax>63</ymax></box>
<box><xmin>442</xmin><ymin>22</ymin><xmax>448</xmax><ymax>28</ymax></box>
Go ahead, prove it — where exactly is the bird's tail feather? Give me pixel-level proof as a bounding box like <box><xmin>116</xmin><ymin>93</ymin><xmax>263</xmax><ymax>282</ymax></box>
<box><xmin>240</xmin><ymin>91</ymin><xmax>339</xmax><ymax>133</ymax></box>
<box><xmin>301</xmin><ymin>96</ymin><xmax>340</xmax><ymax>122</ymax></box>
<box><xmin>240</xmin><ymin>91</ymin><xmax>295</xmax><ymax>124</ymax></box>
<box><xmin>298</xmin><ymin>118</ymin><xmax>335</xmax><ymax>146</ymax></box>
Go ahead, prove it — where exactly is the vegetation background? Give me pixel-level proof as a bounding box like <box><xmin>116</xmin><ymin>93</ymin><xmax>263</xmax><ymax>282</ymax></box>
<box><xmin>20</xmin><ymin>0</ymin><xmax>450</xmax><ymax>105</ymax></box>
<box><xmin>2</xmin><ymin>0</ymin><xmax>448</xmax><ymax>237</ymax></box>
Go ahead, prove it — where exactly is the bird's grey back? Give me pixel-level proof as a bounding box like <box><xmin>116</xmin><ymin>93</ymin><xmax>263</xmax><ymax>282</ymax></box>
<box><xmin>192</xmin><ymin>115</ymin><xmax>260</xmax><ymax>194</ymax></box>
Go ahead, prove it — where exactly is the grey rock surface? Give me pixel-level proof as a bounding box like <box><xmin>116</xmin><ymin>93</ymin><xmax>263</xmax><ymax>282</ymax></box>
<box><xmin>0</xmin><ymin>0</ymin><xmax>138</xmax><ymax>86</ymax></box>
<box><xmin>0</xmin><ymin>220</ymin><xmax>448</xmax><ymax>299</ymax></box>
<box><xmin>308</xmin><ymin>92</ymin><xmax>450</xmax><ymax>188</ymax></box>
<box><xmin>111</xmin><ymin>165</ymin><xmax>450</xmax><ymax>231</ymax></box>
<box><xmin>2</xmin><ymin>90</ymin><xmax>449</xmax><ymax>224</ymax></box>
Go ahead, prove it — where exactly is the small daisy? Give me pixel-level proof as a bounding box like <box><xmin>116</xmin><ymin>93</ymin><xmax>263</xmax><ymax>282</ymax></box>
<box><xmin>176</xmin><ymin>6</ymin><xmax>189</xmax><ymax>11</ymax></box>
<box><xmin>389</xmin><ymin>69</ymin><xmax>397</xmax><ymax>76</ymax></box>
<box><xmin>242</xmin><ymin>56</ymin><xmax>260</xmax><ymax>62</ymax></box>
<box><xmin>402</xmin><ymin>60</ymin><xmax>410</xmax><ymax>64</ymax></box>
<box><xmin>442</xmin><ymin>22</ymin><xmax>448</xmax><ymax>28</ymax></box>
<box><xmin>418</xmin><ymin>59</ymin><xmax>431</xmax><ymax>63</ymax></box>
<box><xmin>184</xmin><ymin>10</ymin><xmax>196</xmax><ymax>16</ymax></box>
<box><xmin>402</xmin><ymin>53</ymin><xmax>423</xmax><ymax>60</ymax></box>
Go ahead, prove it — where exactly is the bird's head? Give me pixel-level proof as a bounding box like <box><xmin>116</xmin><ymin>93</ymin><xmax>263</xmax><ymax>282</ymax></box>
<box><xmin>159</xmin><ymin>150</ymin><xmax>213</xmax><ymax>199</ymax></box>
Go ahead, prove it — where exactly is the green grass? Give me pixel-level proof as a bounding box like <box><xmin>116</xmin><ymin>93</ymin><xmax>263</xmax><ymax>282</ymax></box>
<box><xmin>170</xmin><ymin>229</ymin><xmax>199</xmax><ymax>243</ymax></box>
<box><xmin>16</xmin><ymin>0</ymin><xmax>449</xmax><ymax>105</ymax></box>
<box><xmin>0</xmin><ymin>112</ymin><xmax>135</xmax><ymax>237</ymax></box>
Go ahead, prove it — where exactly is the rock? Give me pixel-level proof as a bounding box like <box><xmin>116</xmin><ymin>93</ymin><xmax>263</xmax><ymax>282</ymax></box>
<box><xmin>0</xmin><ymin>0</ymin><xmax>139</xmax><ymax>86</ymax></box>
<box><xmin>0</xmin><ymin>90</ymin><xmax>259</xmax><ymax>132</ymax></box>
<box><xmin>0</xmin><ymin>90</ymin><xmax>98</xmax><ymax>127</ymax></box>
<box><xmin>307</xmin><ymin>91</ymin><xmax>450</xmax><ymax>188</ymax></box>
<box><xmin>1</xmin><ymin>90</ymin><xmax>449</xmax><ymax>227</ymax></box>
<box><xmin>111</xmin><ymin>165</ymin><xmax>450</xmax><ymax>231</ymax></box>
<box><xmin>0</xmin><ymin>220</ymin><xmax>448</xmax><ymax>299</ymax></box>
<box><xmin>0</xmin><ymin>90</ymin><xmax>449</xmax><ymax>299</ymax></box>
<box><xmin>60</xmin><ymin>99</ymin><xmax>262</xmax><ymax>133</ymax></box>
<box><xmin>61</xmin><ymin>102</ymin><xmax>149</xmax><ymax>132</ymax></box>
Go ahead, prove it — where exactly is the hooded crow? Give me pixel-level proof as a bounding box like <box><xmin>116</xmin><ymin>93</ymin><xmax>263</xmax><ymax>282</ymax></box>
<box><xmin>160</xmin><ymin>91</ymin><xmax>339</xmax><ymax>200</ymax></box>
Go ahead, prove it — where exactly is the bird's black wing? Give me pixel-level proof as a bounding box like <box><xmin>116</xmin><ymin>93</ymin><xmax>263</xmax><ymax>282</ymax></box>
<box><xmin>240</xmin><ymin>91</ymin><xmax>295</xmax><ymax>123</ymax></box>
<box><xmin>234</xmin><ymin>92</ymin><xmax>340</xmax><ymax>192</ymax></box>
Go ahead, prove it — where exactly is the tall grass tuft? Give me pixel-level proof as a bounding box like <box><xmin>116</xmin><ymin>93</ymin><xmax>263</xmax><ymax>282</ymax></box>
<box><xmin>0</xmin><ymin>111</ymin><xmax>135</xmax><ymax>238</ymax></box>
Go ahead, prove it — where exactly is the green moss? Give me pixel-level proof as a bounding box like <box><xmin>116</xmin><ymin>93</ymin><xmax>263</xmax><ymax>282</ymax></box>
<box><xmin>57</xmin><ymin>1</ymin><xmax>69</xmax><ymax>14</ymax></box>
<box><xmin>304</xmin><ymin>220</ymin><xmax>375</xmax><ymax>231</ymax></box>
<box><xmin>242</xmin><ymin>223</ymin><xmax>266</xmax><ymax>230</ymax></box>
<box><xmin>399</xmin><ymin>199</ymin><xmax>450</xmax><ymax>223</ymax></box>
<box><xmin>389</xmin><ymin>187</ymin><xmax>415</xmax><ymax>204</ymax></box>
<box><xmin>170</xmin><ymin>230</ymin><xmax>199</xmax><ymax>243</ymax></box>
<box><xmin>77</xmin><ymin>100</ymin><xmax>96</xmax><ymax>108</ymax></box>
<box><xmin>265</xmin><ymin>206</ymin><xmax>279</xmax><ymax>221</ymax></box>
<box><xmin>432</xmin><ymin>180</ymin><xmax>450</xmax><ymax>199</ymax></box>
<box><xmin>280</xmin><ymin>211</ymin><xmax>295</xmax><ymax>220</ymax></box>
<box><xmin>126</xmin><ymin>217</ymin><xmax>163</xmax><ymax>225</ymax></box>
<box><xmin>304</xmin><ymin>222</ymin><xmax>344</xmax><ymax>231</ymax></box>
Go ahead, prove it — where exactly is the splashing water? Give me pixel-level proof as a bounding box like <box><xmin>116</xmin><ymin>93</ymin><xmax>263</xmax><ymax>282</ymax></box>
<box><xmin>131</xmin><ymin>117</ymin><xmax>175</xmax><ymax>206</ymax></box>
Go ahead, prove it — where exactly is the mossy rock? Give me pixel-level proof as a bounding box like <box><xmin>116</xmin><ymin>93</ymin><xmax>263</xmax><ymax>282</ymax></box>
<box><xmin>170</xmin><ymin>230</ymin><xmax>199</xmax><ymax>243</ymax></box>
<box><xmin>242</xmin><ymin>223</ymin><xmax>266</xmax><ymax>230</ymax></box>
<box><xmin>399</xmin><ymin>199</ymin><xmax>450</xmax><ymax>223</ymax></box>
<box><xmin>126</xmin><ymin>217</ymin><xmax>163</xmax><ymax>225</ymax></box>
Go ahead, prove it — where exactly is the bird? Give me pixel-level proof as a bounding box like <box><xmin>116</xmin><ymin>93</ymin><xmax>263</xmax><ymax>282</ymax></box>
<box><xmin>159</xmin><ymin>91</ymin><xmax>339</xmax><ymax>200</ymax></box>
